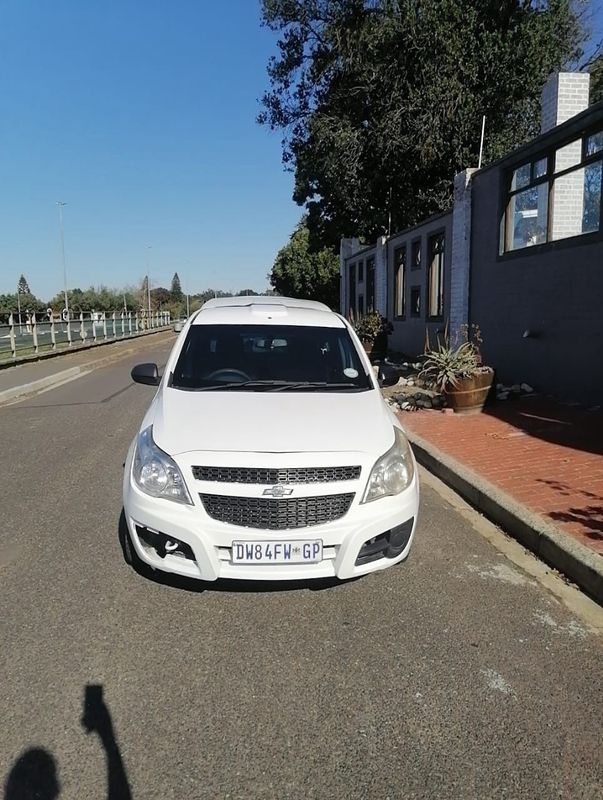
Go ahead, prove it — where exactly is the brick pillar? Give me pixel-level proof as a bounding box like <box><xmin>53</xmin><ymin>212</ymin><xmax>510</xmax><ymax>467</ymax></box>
<box><xmin>375</xmin><ymin>236</ymin><xmax>388</xmax><ymax>317</ymax></box>
<box><xmin>449</xmin><ymin>168</ymin><xmax>476</xmax><ymax>341</ymax></box>
<box><xmin>541</xmin><ymin>72</ymin><xmax>590</xmax><ymax>134</ymax></box>
<box><xmin>540</xmin><ymin>73</ymin><xmax>591</xmax><ymax>241</ymax></box>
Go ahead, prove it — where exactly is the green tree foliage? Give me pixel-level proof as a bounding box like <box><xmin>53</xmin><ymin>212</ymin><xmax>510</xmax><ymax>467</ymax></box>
<box><xmin>151</xmin><ymin>287</ymin><xmax>172</xmax><ymax>307</ymax></box>
<box><xmin>47</xmin><ymin>286</ymin><xmax>139</xmax><ymax>313</ymax></box>
<box><xmin>590</xmin><ymin>53</ymin><xmax>603</xmax><ymax>104</ymax></box>
<box><xmin>17</xmin><ymin>274</ymin><xmax>31</xmax><ymax>294</ymax></box>
<box><xmin>170</xmin><ymin>272</ymin><xmax>183</xmax><ymax>301</ymax></box>
<box><xmin>270</xmin><ymin>220</ymin><xmax>340</xmax><ymax>308</ymax></box>
<box><xmin>259</xmin><ymin>0</ymin><xmax>585</xmax><ymax>242</ymax></box>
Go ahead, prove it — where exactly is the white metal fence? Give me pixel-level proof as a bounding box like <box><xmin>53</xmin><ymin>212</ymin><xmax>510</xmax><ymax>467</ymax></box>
<box><xmin>0</xmin><ymin>310</ymin><xmax>171</xmax><ymax>362</ymax></box>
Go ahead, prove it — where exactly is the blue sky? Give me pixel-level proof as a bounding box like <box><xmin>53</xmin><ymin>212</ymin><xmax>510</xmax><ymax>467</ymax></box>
<box><xmin>0</xmin><ymin>0</ymin><xmax>301</xmax><ymax>300</ymax></box>
<box><xmin>1</xmin><ymin>2</ymin><xmax>602</xmax><ymax>302</ymax></box>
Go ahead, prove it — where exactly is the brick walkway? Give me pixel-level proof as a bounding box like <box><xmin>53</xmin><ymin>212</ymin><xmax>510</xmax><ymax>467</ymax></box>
<box><xmin>399</xmin><ymin>398</ymin><xmax>603</xmax><ymax>556</ymax></box>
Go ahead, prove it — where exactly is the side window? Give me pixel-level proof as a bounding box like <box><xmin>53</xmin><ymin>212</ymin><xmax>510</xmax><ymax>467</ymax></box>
<box><xmin>393</xmin><ymin>246</ymin><xmax>406</xmax><ymax>318</ymax></box>
<box><xmin>410</xmin><ymin>286</ymin><xmax>421</xmax><ymax>318</ymax></box>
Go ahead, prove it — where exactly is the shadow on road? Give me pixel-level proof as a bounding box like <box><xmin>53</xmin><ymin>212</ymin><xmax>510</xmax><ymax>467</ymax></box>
<box><xmin>3</xmin><ymin>748</ymin><xmax>59</xmax><ymax>800</ymax></box>
<box><xmin>3</xmin><ymin>685</ymin><xmax>132</xmax><ymax>800</ymax></box>
<box><xmin>118</xmin><ymin>509</ymin><xmax>357</xmax><ymax>594</ymax></box>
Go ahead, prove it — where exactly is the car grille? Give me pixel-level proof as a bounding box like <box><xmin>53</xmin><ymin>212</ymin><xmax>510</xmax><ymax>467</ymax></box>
<box><xmin>192</xmin><ymin>465</ymin><xmax>361</xmax><ymax>484</ymax></box>
<box><xmin>200</xmin><ymin>492</ymin><xmax>355</xmax><ymax>530</ymax></box>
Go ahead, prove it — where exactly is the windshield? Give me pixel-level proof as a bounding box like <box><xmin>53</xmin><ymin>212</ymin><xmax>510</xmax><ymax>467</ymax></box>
<box><xmin>171</xmin><ymin>324</ymin><xmax>372</xmax><ymax>391</ymax></box>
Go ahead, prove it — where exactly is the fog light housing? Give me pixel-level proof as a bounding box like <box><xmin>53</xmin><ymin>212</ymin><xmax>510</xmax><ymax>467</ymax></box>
<box><xmin>135</xmin><ymin>525</ymin><xmax>195</xmax><ymax>561</ymax></box>
<box><xmin>386</xmin><ymin>519</ymin><xmax>414</xmax><ymax>557</ymax></box>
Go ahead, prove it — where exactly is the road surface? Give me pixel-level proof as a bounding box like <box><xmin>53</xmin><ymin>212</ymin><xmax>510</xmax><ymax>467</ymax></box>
<box><xmin>0</xmin><ymin>337</ymin><xmax>601</xmax><ymax>799</ymax></box>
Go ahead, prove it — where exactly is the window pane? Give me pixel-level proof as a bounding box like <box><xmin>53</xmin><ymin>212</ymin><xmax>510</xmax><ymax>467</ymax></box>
<box><xmin>586</xmin><ymin>131</ymin><xmax>603</xmax><ymax>157</ymax></box>
<box><xmin>555</xmin><ymin>139</ymin><xmax>581</xmax><ymax>173</ymax></box>
<box><xmin>348</xmin><ymin>263</ymin><xmax>356</xmax><ymax>316</ymax></box>
<box><xmin>551</xmin><ymin>162</ymin><xmax>602</xmax><ymax>240</ymax></box>
<box><xmin>533</xmin><ymin>157</ymin><xmax>548</xmax><ymax>179</ymax></box>
<box><xmin>428</xmin><ymin>233</ymin><xmax>445</xmax><ymax>317</ymax></box>
<box><xmin>584</xmin><ymin>162</ymin><xmax>602</xmax><ymax>233</ymax></box>
<box><xmin>411</xmin><ymin>239</ymin><xmax>421</xmax><ymax>269</ymax></box>
<box><xmin>511</xmin><ymin>163</ymin><xmax>531</xmax><ymax>191</ymax></box>
<box><xmin>506</xmin><ymin>185</ymin><xmax>548</xmax><ymax>250</ymax></box>
<box><xmin>366</xmin><ymin>257</ymin><xmax>375</xmax><ymax>312</ymax></box>
<box><xmin>358</xmin><ymin>261</ymin><xmax>364</xmax><ymax>283</ymax></box>
<box><xmin>394</xmin><ymin>247</ymin><xmax>405</xmax><ymax>317</ymax></box>
<box><xmin>410</xmin><ymin>287</ymin><xmax>421</xmax><ymax>318</ymax></box>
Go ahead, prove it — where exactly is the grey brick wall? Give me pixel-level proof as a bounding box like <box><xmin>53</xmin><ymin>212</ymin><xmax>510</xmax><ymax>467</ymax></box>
<box><xmin>386</xmin><ymin>213</ymin><xmax>453</xmax><ymax>357</ymax></box>
<box><xmin>375</xmin><ymin>236</ymin><xmax>388</xmax><ymax>316</ymax></box>
<box><xmin>449</xmin><ymin>169</ymin><xmax>476</xmax><ymax>340</ymax></box>
<box><xmin>469</xmin><ymin>165</ymin><xmax>603</xmax><ymax>402</ymax></box>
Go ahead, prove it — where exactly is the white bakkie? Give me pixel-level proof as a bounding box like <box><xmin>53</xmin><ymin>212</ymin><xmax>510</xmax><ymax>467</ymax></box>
<box><xmin>123</xmin><ymin>296</ymin><xmax>419</xmax><ymax>582</ymax></box>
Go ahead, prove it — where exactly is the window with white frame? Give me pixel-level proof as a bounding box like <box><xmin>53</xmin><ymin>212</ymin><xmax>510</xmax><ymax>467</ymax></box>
<box><xmin>393</xmin><ymin>245</ymin><xmax>406</xmax><ymax>318</ymax></box>
<box><xmin>348</xmin><ymin>262</ymin><xmax>356</xmax><ymax>316</ymax></box>
<box><xmin>503</xmin><ymin>128</ymin><xmax>602</xmax><ymax>252</ymax></box>
<box><xmin>366</xmin><ymin>256</ymin><xmax>375</xmax><ymax>311</ymax></box>
<box><xmin>427</xmin><ymin>232</ymin><xmax>445</xmax><ymax>319</ymax></box>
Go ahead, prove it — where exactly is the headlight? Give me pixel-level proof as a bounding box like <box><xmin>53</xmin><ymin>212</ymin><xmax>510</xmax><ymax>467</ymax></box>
<box><xmin>362</xmin><ymin>427</ymin><xmax>414</xmax><ymax>503</ymax></box>
<box><xmin>132</xmin><ymin>426</ymin><xmax>192</xmax><ymax>505</ymax></box>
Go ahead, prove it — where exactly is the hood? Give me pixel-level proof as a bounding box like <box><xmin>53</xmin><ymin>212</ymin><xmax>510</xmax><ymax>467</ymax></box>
<box><xmin>149</xmin><ymin>387</ymin><xmax>394</xmax><ymax>456</ymax></box>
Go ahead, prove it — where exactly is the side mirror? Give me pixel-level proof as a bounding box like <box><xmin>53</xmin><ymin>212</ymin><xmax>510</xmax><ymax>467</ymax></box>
<box><xmin>131</xmin><ymin>363</ymin><xmax>160</xmax><ymax>386</ymax></box>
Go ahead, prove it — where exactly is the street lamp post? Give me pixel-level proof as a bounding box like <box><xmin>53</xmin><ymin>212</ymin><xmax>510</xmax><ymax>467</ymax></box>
<box><xmin>57</xmin><ymin>202</ymin><xmax>69</xmax><ymax>321</ymax></box>
<box><xmin>145</xmin><ymin>246</ymin><xmax>152</xmax><ymax>319</ymax></box>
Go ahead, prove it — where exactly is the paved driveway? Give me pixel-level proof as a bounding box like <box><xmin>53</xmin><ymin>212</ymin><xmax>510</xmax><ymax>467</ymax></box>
<box><xmin>0</xmin><ymin>339</ymin><xmax>601</xmax><ymax>799</ymax></box>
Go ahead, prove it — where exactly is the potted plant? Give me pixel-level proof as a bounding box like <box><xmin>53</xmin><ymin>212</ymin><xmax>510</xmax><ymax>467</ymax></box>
<box><xmin>420</xmin><ymin>325</ymin><xmax>494</xmax><ymax>414</ymax></box>
<box><xmin>352</xmin><ymin>312</ymin><xmax>393</xmax><ymax>359</ymax></box>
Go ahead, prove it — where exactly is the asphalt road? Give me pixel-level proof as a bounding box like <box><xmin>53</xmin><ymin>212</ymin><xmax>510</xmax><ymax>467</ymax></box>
<box><xmin>1</xmin><ymin>338</ymin><xmax>602</xmax><ymax>800</ymax></box>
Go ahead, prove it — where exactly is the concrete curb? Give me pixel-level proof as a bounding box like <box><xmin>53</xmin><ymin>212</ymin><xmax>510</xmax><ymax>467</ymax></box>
<box><xmin>405</xmin><ymin>427</ymin><xmax>603</xmax><ymax>605</ymax></box>
<box><xmin>0</xmin><ymin>332</ymin><xmax>173</xmax><ymax>406</ymax></box>
<box><xmin>0</xmin><ymin>327</ymin><xmax>171</xmax><ymax>372</ymax></box>
<box><xmin>0</xmin><ymin>367</ymin><xmax>85</xmax><ymax>404</ymax></box>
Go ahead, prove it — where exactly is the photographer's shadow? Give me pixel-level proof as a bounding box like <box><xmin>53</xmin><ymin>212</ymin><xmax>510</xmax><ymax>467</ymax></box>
<box><xmin>4</xmin><ymin>685</ymin><xmax>132</xmax><ymax>800</ymax></box>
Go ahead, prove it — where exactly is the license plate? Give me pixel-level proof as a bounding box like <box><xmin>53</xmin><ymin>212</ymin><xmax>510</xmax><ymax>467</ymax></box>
<box><xmin>231</xmin><ymin>540</ymin><xmax>323</xmax><ymax>564</ymax></box>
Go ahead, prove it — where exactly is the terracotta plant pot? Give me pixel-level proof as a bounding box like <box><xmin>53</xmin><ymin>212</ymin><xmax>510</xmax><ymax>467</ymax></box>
<box><xmin>444</xmin><ymin>369</ymin><xmax>495</xmax><ymax>414</ymax></box>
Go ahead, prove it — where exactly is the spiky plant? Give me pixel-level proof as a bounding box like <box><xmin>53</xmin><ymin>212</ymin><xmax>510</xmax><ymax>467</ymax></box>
<box><xmin>419</xmin><ymin>340</ymin><xmax>481</xmax><ymax>391</ymax></box>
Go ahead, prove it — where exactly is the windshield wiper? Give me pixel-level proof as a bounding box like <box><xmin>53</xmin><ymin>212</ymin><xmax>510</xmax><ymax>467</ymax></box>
<box><xmin>191</xmin><ymin>380</ymin><xmax>292</xmax><ymax>392</ymax></box>
<box><xmin>175</xmin><ymin>380</ymin><xmax>369</xmax><ymax>392</ymax></box>
<box><xmin>271</xmin><ymin>381</ymin><xmax>367</xmax><ymax>392</ymax></box>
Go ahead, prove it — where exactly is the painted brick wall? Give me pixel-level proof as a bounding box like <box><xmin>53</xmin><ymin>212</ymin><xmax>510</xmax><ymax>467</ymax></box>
<box><xmin>469</xmin><ymin>165</ymin><xmax>603</xmax><ymax>402</ymax></box>
<box><xmin>386</xmin><ymin>213</ymin><xmax>453</xmax><ymax>357</ymax></box>
<box><xmin>449</xmin><ymin>169</ymin><xmax>476</xmax><ymax>340</ymax></box>
<box><xmin>541</xmin><ymin>72</ymin><xmax>590</xmax><ymax>133</ymax></box>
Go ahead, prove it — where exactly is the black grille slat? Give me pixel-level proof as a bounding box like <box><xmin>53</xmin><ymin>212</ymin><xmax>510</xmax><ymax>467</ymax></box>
<box><xmin>200</xmin><ymin>493</ymin><xmax>354</xmax><ymax>530</ymax></box>
<box><xmin>193</xmin><ymin>465</ymin><xmax>361</xmax><ymax>484</ymax></box>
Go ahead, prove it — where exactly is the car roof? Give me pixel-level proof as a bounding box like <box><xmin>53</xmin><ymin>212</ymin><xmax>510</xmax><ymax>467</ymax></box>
<box><xmin>192</xmin><ymin>296</ymin><xmax>345</xmax><ymax>328</ymax></box>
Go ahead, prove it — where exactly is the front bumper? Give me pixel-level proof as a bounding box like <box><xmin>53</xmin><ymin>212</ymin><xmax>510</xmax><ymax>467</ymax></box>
<box><xmin>122</xmin><ymin>471</ymin><xmax>420</xmax><ymax>582</ymax></box>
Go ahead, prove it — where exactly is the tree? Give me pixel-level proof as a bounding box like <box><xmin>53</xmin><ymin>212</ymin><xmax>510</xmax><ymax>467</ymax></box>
<box><xmin>151</xmin><ymin>287</ymin><xmax>172</xmax><ymax>307</ymax></box>
<box><xmin>140</xmin><ymin>276</ymin><xmax>150</xmax><ymax>311</ymax></box>
<box><xmin>270</xmin><ymin>220</ymin><xmax>340</xmax><ymax>308</ymax></box>
<box><xmin>17</xmin><ymin>274</ymin><xmax>31</xmax><ymax>294</ymax></box>
<box><xmin>589</xmin><ymin>53</ymin><xmax>603</xmax><ymax>104</ymax></box>
<box><xmin>171</xmin><ymin>272</ymin><xmax>183</xmax><ymax>301</ymax></box>
<box><xmin>259</xmin><ymin>0</ymin><xmax>585</xmax><ymax>243</ymax></box>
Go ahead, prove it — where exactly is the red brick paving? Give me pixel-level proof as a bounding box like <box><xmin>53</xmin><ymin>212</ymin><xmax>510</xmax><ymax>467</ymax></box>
<box><xmin>399</xmin><ymin>397</ymin><xmax>603</xmax><ymax>556</ymax></box>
